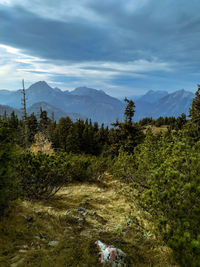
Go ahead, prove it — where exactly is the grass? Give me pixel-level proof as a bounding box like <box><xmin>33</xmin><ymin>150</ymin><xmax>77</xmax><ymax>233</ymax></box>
<box><xmin>0</xmin><ymin>174</ymin><xmax>178</xmax><ymax>266</ymax></box>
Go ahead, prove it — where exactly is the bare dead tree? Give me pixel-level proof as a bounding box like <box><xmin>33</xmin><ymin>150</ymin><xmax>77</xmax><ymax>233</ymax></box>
<box><xmin>22</xmin><ymin>79</ymin><xmax>28</xmax><ymax>149</ymax></box>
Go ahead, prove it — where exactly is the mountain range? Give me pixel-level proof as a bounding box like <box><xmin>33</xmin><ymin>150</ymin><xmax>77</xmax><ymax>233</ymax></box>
<box><xmin>0</xmin><ymin>81</ymin><xmax>124</xmax><ymax>124</ymax></box>
<box><xmin>134</xmin><ymin>89</ymin><xmax>194</xmax><ymax>120</ymax></box>
<box><xmin>0</xmin><ymin>81</ymin><xmax>195</xmax><ymax>124</ymax></box>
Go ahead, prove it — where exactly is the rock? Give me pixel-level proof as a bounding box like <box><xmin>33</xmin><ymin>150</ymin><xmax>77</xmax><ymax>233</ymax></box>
<box><xmin>78</xmin><ymin>207</ymin><xmax>88</xmax><ymax>216</ymax></box>
<box><xmin>48</xmin><ymin>241</ymin><xmax>59</xmax><ymax>247</ymax></box>
<box><xmin>95</xmin><ymin>240</ymin><xmax>127</xmax><ymax>266</ymax></box>
<box><xmin>77</xmin><ymin>225</ymin><xmax>83</xmax><ymax>230</ymax></box>
<box><xmin>78</xmin><ymin>217</ymin><xmax>85</xmax><ymax>223</ymax></box>
<box><xmin>18</xmin><ymin>250</ymin><xmax>27</xmax><ymax>253</ymax></box>
<box><xmin>64</xmin><ymin>226</ymin><xmax>73</xmax><ymax>233</ymax></box>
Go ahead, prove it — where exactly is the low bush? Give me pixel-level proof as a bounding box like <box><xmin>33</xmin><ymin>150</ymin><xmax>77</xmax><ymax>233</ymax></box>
<box><xmin>111</xmin><ymin>130</ymin><xmax>200</xmax><ymax>265</ymax></box>
<box><xmin>142</xmin><ymin>135</ymin><xmax>200</xmax><ymax>265</ymax></box>
<box><xmin>17</xmin><ymin>151</ymin><xmax>108</xmax><ymax>200</ymax></box>
<box><xmin>17</xmin><ymin>152</ymin><xmax>70</xmax><ymax>200</ymax></box>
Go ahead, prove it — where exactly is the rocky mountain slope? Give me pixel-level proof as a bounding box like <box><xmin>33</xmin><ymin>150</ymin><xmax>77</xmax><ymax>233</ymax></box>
<box><xmin>134</xmin><ymin>89</ymin><xmax>194</xmax><ymax>120</ymax></box>
<box><xmin>0</xmin><ymin>82</ymin><xmax>195</xmax><ymax>123</ymax></box>
<box><xmin>0</xmin><ymin>82</ymin><xmax>124</xmax><ymax>124</ymax></box>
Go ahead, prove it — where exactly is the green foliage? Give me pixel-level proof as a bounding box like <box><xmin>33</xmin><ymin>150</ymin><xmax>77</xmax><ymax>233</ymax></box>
<box><xmin>27</xmin><ymin>113</ymin><xmax>38</xmax><ymax>143</ymax></box>
<box><xmin>142</xmin><ymin>135</ymin><xmax>200</xmax><ymax>265</ymax></box>
<box><xmin>17</xmin><ymin>152</ymin><xmax>70</xmax><ymax>200</ymax></box>
<box><xmin>0</xmin><ymin>120</ymin><xmax>19</xmax><ymax>216</ymax></box>
<box><xmin>131</xmin><ymin>131</ymin><xmax>200</xmax><ymax>265</ymax></box>
<box><xmin>109</xmin><ymin>148</ymin><xmax>135</xmax><ymax>183</ymax></box>
<box><xmin>189</xmin><ymin>84</ymin><xmax>200</xmax><ymax>128</ymax></box>
<box><xmin>55</xmin><ymin>152</ymin><xmax>108</xmax><ymax>182</ymax></box>
<box><xmin>124</xmin><ymin>97</ymin><xmax>135</xmax><ymax>124</ymax></box>
<box><xmin>17</xmin><ymin>151</ymin><xmax>107</xmax><ymax>200</ymax></box>
<box><xmin>111</xmin><ymin>128</ymin><xmax>200</xmax><ymax>265</ymax></box>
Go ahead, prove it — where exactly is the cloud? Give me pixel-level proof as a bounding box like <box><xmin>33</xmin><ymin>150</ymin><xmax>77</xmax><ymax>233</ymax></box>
<box><xmin>0</xmin><ymin>43</ymin><xmax>174</xmax><ymax>94</ymax></box>
<box><xmin>0</xmin><ymin>0</ymin><xmax>200</xmax><ymax>96</ymax></box>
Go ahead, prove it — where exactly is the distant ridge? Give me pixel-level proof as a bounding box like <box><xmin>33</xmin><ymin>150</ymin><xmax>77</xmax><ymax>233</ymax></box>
<box><xmin>134</xmin><ymin>89</ymin><xmax>194</xmax><ymax>120</ymax></box>
<box><xmin>0</xmin><ymin>81</ymin><xmax>124</xmax><ymax>124</ymax></box>
<box><xmin>0</xmin><ymin>82</ymin><xmax>195</xmax><ymax>123</ymax></box>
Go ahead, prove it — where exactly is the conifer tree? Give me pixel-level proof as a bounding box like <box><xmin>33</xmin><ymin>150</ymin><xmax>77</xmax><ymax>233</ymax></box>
<box><xmin>189</xmin><ymin>84</ymin><xmax>200</xmax><ymax>128</ymax></box>
<box><xmin>124</xmin><ymin>97</ymin><xmax>135</xmax><ymax>125</ymax></box>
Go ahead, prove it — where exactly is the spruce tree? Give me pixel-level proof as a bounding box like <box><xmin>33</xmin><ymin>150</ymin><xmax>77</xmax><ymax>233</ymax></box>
<box><xmin>189</xmin><ymin>84</ymin><xmax>200</xmax><ymax>128</ymax></box>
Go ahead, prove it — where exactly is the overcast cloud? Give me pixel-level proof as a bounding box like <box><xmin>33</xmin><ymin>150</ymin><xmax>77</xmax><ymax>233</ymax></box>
<box><xmin>0</xmin><ymin>0</ymin><xmax>200</xmax><ymax>96</ymax></box>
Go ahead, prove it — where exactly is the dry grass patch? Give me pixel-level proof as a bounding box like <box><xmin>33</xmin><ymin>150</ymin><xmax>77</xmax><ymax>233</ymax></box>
<box><xmin>0</xmin><ymin>175</ymin><xmax>178</xmax><ymax>266</ymax></box>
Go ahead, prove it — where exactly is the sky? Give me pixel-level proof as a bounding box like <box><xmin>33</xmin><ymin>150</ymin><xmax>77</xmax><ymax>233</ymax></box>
<box><xmin>0</xmin><ymin>0</ymin><xmax>200</xmax><ymax>97</ymax></box>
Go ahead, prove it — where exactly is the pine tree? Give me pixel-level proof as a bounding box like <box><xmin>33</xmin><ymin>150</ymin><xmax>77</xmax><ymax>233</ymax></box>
<box><xmin>27</xmin><ymin>113</ymin><xmax>38</xmax><ymax>143</ymax></box>
<box><xmin>124</xmin><ymin>97</ymin><xmax>135</xmax><ymax>125</ymax></box>
<box><xmin>189</xmin><ymin>84</ymin><xmax>200</xmax><ymax>128</ymax></box>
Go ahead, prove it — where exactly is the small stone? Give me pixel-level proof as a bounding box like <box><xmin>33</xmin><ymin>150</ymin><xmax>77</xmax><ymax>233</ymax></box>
<box><xmin>78</xmin><ymin>217</ymin><xmax>85</xmax><ymax>223</ymax></box>
<box><xmin>64</xmin><ymin>227</ymin><xmax>73</xmax><ymax>233</ymax></box>
<box><xmin>98</xmin><ymin>188</ymin><xmax>101</xmax><ymax>191</ymax></box>
<box><xmin>48</xmin><ymin>241</ymin><xmax>59</xmax><ymax>247</ymax></box>
<box><xmin>18</xmin><ymin>250</ymin><xmax>27</xmax><ymax>253</ymax></box>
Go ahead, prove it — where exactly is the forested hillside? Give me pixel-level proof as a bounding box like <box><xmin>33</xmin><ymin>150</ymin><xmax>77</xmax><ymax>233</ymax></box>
<box><xmin>1</xmin><ymin>86</ymin><xmax>200</xmax><ymax>266</ymax></box>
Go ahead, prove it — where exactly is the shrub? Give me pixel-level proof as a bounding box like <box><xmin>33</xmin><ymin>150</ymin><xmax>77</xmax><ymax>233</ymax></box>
<box><xmin>17</xmin><ymin>152</ymin><xmax>71</xmax><ymax>200</ymax></box>
<box><xmin>0</xmin><ymin>122</ymin><xmax>19</xmax><ymax>216</ymax></box>
<box><xmin>109</xmin><ymin>148</ymin><xmax>135</xmax><ymax>183</ymax></box>
<box><xmin>142</xmin><ymin>136</ymin><xmax>200</xmax><ymax>265</ymax></box>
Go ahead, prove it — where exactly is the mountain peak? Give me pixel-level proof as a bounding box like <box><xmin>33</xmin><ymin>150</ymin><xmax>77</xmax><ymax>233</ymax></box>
<box><xmin>28</xmin><ymin>81</ymin><xmax>52</xmax><ymax>90</ymax></box>
<box><xmin>71</xmin><ymin>86</ymin><xmax>106</xmax><ymax>96</ymax></box>
<box><xmin>138</xmin><ymin>90</ymin><xmax>168</xmax><ymax>103</ymax></box>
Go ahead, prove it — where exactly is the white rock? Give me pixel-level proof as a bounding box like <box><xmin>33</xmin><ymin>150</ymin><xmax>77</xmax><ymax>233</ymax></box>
<box><xmin>48</xmin><ymin>241</ymin><xmax>59</xmax><ymax>247</ymax></box>
<box><xmin>18</xmin><ymin>250</ymin><xmax>27</xmax><ymax>253</ymax></box>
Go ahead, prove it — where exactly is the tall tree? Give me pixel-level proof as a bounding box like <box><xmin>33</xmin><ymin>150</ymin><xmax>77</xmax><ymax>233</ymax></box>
<box><xmin>124</xmin><ymin>97</ymin><xmax>135</xmax><ymax>125</ymax></box>
<box><xmin>189</xmin><ymin>84</ymin><xmax>200</xmax><ymax>128</ymax></box>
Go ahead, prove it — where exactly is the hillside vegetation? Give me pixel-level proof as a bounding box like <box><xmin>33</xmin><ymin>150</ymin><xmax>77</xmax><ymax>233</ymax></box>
<box><xmin>1</xmin><ymin>86</ymin><xmax>200</xmax><ymax>266</ymax></box>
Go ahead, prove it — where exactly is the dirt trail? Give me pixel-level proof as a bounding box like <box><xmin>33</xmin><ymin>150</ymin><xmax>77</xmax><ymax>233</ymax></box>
<box><xmin>0</xmin><ymin>175</ymin><xmax>178</xmax><ymax>266</ymax></box>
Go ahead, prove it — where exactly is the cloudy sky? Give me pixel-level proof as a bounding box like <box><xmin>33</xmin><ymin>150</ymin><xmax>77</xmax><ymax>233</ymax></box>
<box><xmin>0</xmin><ymin>0</ymin><xmax>200</xmax><ymax>97</ymax></box>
